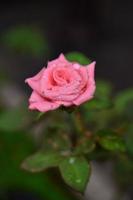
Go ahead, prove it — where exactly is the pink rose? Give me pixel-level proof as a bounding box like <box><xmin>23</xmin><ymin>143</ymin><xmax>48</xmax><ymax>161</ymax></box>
<box><xmin>25</xmin><ymin>54</ymin><xmax>96</xmax><ymax>112</ymax></box>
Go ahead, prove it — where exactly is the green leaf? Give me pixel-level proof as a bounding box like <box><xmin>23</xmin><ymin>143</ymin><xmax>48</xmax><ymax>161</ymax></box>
<box><xmin>66</xmin><ymin>52</ymin><xmax>91</xmax><ymax>65</ymax></box>
<box><xmin>99</xmin><ymin>136</ymin><xmax>126</xmax><ymax>152</ymax></box>
<box><xmin>59</xmin><ymin>156</ymin><xmax>90</xmax><ymax>193</ymax></box>
<box><xmin>96</xmin><ymin>129</ymin><xmax>116</xmax><ymax>137</ymax></box>
<box><xmin>22</xmin><ymin>151</ymin><xmax>63</xmax><ymax>172</ymax></box>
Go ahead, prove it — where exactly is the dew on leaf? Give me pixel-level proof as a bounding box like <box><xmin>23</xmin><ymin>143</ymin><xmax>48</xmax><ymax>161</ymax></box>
<box><xmin>69</xmin><ymin>157</ymin><xmax>75</xmax><ymax>164</ymax></box>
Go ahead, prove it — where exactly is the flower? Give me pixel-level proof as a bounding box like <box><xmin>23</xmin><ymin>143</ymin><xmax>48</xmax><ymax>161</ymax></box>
<box><xmin>25</xmin><ymin>54</ymin><xmax>96</xmax><ymax>112</ymax></box>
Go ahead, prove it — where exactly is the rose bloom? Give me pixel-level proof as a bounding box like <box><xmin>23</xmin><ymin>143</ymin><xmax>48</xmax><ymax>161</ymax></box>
<box><xmin>25</xmin><ymin>54</ymin><xmax>96</xmax><ymax>112</ymax></box>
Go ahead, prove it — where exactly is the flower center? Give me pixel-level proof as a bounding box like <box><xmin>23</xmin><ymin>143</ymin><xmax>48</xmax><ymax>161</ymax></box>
<box><xmin>53</xmin><ymin>68</ymin><xmax>70</xmax><ymax>85</ymax></box>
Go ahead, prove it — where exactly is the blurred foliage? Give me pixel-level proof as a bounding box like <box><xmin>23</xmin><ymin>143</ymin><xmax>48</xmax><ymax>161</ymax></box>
<box><xmin>2</xmin><ymin>26</ymin><xmax>50</xmax><ymax>57</ymax></box>
<box><xmin>115</xmin><ymin>89</ymin><xmax>133</xmax><ymax>121</ymax></box>
<box><xmin>0</xmin><ymin>116</ymin><xmax>78</xmax><ymax>199</ymax></box>
<box><xmin>0</xmin><ymin>105</ymin><xmax>34</xmax><ymax>132</ymax></box>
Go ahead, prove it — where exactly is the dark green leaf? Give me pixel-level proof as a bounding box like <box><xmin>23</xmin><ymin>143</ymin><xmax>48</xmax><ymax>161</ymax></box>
<box><xmin>59</xmin><ymin>156</ymin><xmax>90</xmax><ymax>192</ymax></box>
<box><xmin>96</xmin><ymin>129</ymin><xmax>116</xmax><ymax>137</ymax></box>
<box><xmin>66</xmin><ymin>52</ymin><xmax>91</xmax><ymax>65</ymax></box>
<box><xmin>22</xmin><ymin>151</ymin><xmax>63</xmax><ymax>172</ymax></box>
<box><xmin>99</xmin><ymin>136</ymin><xmax>126</xmax><ymax>152</ymax></box>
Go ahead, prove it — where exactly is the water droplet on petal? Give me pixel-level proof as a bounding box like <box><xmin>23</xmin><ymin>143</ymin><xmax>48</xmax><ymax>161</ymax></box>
<box><xmin>73</xmin><ymin>63</ymin><xmax>80</xmax><ymax>69</ymax></box>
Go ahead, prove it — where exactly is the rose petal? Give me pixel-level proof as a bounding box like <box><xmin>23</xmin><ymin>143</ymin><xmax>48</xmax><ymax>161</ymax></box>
<box><xmin>78</xmin><ymin>67</ymin><xmax>88</xmax><ymax>90</ymax></box>
<box><xmin>58</xmin><ymin>53</ymin><xmax>68</xmax><ymax>62</ymax></box>
<box><xmin>87</xmin><ymin>61</ymin><xmax>96</xmax><ymax>82</ymax></box>
<box><xmin>25</xmin><ymin>67</ymin><xmax>45</xmax><ymax>93</ymax></box>
<box><xmin>47</xmin><ymin>53</ymin><xmax>69</xmax><ymax>69</ymax></box>
<box><xmin>73</xmin><ymin>62</ymin><xmax>96</xmax><ymax>105</ymax></box>
<box><xmin>29</xmin><ymin>91</ymin><xmax>60</xmax><ymax>112</ymax></box>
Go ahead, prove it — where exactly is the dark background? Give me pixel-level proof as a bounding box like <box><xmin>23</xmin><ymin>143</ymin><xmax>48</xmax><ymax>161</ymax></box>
<box><xmin>0</xmin><ymin>0</ymin><xmax>133</xmax><ymax>91</ymax></box>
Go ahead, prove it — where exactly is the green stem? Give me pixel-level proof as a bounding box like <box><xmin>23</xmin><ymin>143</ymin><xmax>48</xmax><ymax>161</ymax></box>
<box><xmin>71</xmin><ymin>109</ymin><xmax>85</xmax><ymax>138</ymax></box>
